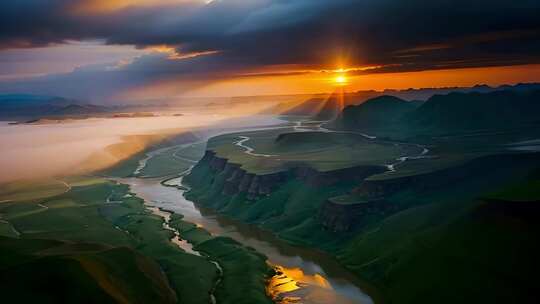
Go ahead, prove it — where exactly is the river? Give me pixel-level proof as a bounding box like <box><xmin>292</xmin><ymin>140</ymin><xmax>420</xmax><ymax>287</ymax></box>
<box><xmin>116</xmin><ymin>115</ymin><xmax>376</xmax><ymax>303</ymax></box>
<box><xmin>120</xmin><ymin>174</ymin><xmax>373</xmax><ymax>304</ymax></box>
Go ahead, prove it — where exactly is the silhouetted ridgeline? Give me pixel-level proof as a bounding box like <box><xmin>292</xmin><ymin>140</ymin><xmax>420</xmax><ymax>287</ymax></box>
<box><xmin>329</xmin><ymin>87</ymin><xmax>540</xmax><ymax>138</ymax></box>
<box><xmin>183</xmin><ymin>83</ymin><xmax>540</xmax><ymax>304</ymax></box>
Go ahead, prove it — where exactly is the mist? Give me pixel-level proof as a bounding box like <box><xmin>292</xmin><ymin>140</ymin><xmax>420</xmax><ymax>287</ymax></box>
<box><xmin>0</xmin><ymin>110</ymin><xmax>282</xmax><ymax>184</ymax></box>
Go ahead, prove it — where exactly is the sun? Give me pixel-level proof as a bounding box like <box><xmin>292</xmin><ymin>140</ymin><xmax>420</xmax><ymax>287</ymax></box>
<box><xmin>335</xmin><ymin>75</ymin><xmax>347</xmax><ymax>85</ymax></box>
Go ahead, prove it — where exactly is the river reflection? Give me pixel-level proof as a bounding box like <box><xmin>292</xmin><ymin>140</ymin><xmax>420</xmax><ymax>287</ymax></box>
<box><xmin>120</xmin><ymin>177</ymin><xmax>373</xmax><ymax>304</ymax></box>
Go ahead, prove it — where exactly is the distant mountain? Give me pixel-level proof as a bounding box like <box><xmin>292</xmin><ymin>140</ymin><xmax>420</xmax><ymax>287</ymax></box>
<box><xmin>50</xmin><ymin>104</ymin><xmax>108</xmax><ymax>116</ymax></box>
<box><xmin>329</xmin><ymin>95</ymin><xmax>418</xmax><ymax>131</ymax></box>
<box><xmin>267</xmin><ymin>91</ymin><xmax>381</xmax><ymax>117</ymax></box>
<box><xmin>407</xmin><ymin>90</ymin><xmax>540</xmax><ymax>133</ymax></box>
<box><xmin>270</xmin><ymin>83</ymin><xmax>540</xmax><ymax>119</ymax></box>
<box><xmin>0</xmin><ymin>94</ymin><xmax>108</xmax><ymax>120</ymax></box>
<box><xmin>0</xmin><ymin>94</ymin><xmax>74</xmax><ymax>108</ymax></box>
<box><xmin>313</xmin><ymin>95</ymin><xmax>343</xmax><ymax>120</ymax></box>
<box><xmin>379</xmin><ymin>82</ymin><xmax>540</xmax><ymax>101</ymax></box>
<box><xmin>329</xmin><ymin>88</ymin><xmax>540</xmax><ymax>138</ymax></box>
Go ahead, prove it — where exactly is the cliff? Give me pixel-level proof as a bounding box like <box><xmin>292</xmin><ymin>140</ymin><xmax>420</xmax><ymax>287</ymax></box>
<box><xmin>185</xmin><ymin>150</ymin><xmax>388</xmax><ymax>230</ymax></box>
<box><xmin>319</xmin><ymin>153</ymin><xmax>540</xmax><ymax>232</ymax></box>
<box><xmin>193</xmin><ymin>150</ymin><xmax>289</xmax><ymax>200</ymax></box>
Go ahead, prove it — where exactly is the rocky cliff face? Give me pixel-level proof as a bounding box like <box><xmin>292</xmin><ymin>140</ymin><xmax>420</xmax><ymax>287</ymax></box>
<box><xmin>318</xmin><ymin>174</ymin><xmax>427</xmax><ymax>232</ymax></box>
<box><xmin>351</xmin><ymin>161</ymin><xmax>476</xmax><ymax>199</ymax></box>
<box><xmin>319</xmin><ymin>160</ymin><xmax>479</xmax><ymax>232</ymax></box>
<box><xmin>188</xmin><ymin>150</ymin><xmax>390</xmax><ymax>231</ymax></box>
<box><xmin>196</xmin><ymin>151</ymin><xmax>289</xmax><ymax>200</ymax></box>
<box><xmin>318</xmin><ymin>154</ymin><xmax>526</xmax><ymax>232</ymax></box>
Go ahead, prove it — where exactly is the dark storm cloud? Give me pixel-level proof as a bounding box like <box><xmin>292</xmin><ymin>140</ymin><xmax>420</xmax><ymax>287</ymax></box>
<box><xmin>1</xmin><ymin>0</ymin><xmax>540</xmax><ymax>74</ymax></box>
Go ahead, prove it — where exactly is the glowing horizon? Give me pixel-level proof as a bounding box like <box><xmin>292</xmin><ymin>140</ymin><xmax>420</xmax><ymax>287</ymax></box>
<box><xmin>112</xmin><ymin>63</ymin><xmax>540</xmax><ymax>101</ymax></box>
<box><xmin>0</xmin><ymin>1</ymin><xmax>539</xmax><ymax>102</ymax></box>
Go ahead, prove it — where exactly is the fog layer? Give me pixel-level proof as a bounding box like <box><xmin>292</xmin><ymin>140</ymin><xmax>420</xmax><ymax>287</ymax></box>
<box><xmin>0</xmin><ymin>113</ymin><xmax>229</xmax><ymax>183</ymax></box>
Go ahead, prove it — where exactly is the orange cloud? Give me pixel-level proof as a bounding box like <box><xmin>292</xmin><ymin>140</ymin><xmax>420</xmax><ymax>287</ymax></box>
<box><xmin>71</xmin><ymin>0</ymin><xmax>203</xmax><ymax>14</ymax></box>
<box><xmin>146</xmin><ymin>45</ymin><xmax>220</xmax><ymax>60</ymax></box>
<box><xmin>139</xmin><ymin>63</ymin><xmax>540</xmax><ymax>98</ymax></box>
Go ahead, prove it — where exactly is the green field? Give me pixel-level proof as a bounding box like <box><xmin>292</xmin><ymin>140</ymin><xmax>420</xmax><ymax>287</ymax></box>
<box><xmin>185</xmin><ymin>161</ymin><xmax>359</xmax><ymax>251</ymax></box>
<box><xmin>339</xmin><ymin>176</ymin><xmax>540</xmax><ymax>304</ymax></box>
<box><xmin>0</xmin><ymin>177</ymin><xmax>221</xmax><ymax>304</ymax></box>
<box><xmin>207</xmin><ymin>129</ymin><xmax>422</xmax><ymax>174</ymax></box>
<box><xmin>0</xmin><ymin>161</ymin><xmax>279</xmax><ymax>304</ymax></box>
<box><xmin>186</xmin><ymin>122</ymin><xmax>540</xmax><ymax>304</ymax></box>
<box><xmin>100</xmin><ymin>141</ymin><xmax>207</xmax><ymax>178</ymax></box>
<box><xmin>137</xmin><ymin>142</ymin><xmax>206</xmax><ymax>178</ymax></box>
<box><xmin>0</xmin><ymin>178</ymin><xmax>70</xmax><ymax>202</ymax></box>
<box><xmin>97</xmin><ymin>151</ymin><xmax>147</xmax><ymax>178</ymax></box>
<box><xmin>170</xmin><ymin>214</ymin><xmax>274</xmax><ymax>304</ymax></box>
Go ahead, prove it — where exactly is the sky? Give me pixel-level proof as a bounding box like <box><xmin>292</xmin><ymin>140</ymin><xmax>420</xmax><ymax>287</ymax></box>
<box><xmin>0</xmin><ymin>0</ymin><xmax>539</xmax><ymax>103</ymax></box>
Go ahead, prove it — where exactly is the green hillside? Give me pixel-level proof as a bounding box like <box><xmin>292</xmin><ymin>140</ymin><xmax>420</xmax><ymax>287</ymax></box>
<box><xmin>329</xmin><ymin>89</ymin><xmax>540</xmax><ymax>141</ymax></box>
<box><xmin>329</xmin><ymin>95</ymin><xmax>418</xmax><ymax>132</ymax></box>
<box><xmin>185</xmin><ymin>98</ymin><xmax>540</xmax><ymax>304</ymax></box>
<box><xmin>0</xmin><ymin>176</ymin><xmax>272</xmax><ymax>304</ymax></box>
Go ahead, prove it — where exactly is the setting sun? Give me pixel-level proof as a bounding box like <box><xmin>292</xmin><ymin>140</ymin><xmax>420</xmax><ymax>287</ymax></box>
<box><xmin>335</xmin><ymin>75</ymin><xmax>347</xmax><ymax>85</ymax></box>
<box><xmin>1</xmin><ymin>1</ymin><xmax>539</xmax><ymax>304</ymax></box>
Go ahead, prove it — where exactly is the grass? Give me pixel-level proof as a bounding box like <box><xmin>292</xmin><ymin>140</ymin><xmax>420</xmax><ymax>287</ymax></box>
<box><xmin>0</xmin><ymin>220</ymin><xmax>19</xmax><ymax>237</ymax></box>
<box><xmin>185</xmin><ymin>162</ymin><xmax>358</xmax><ymax>251</ymax></box>
<box><xmin>169</xmin><ymin>214</ymin><xmax>274</xmax><ymax>304</ymax></box>
<box><xmin>486</xmin><ymin>179</ymin><xmax>540</xmax><ymax>201</ymax></box>
<box><xmin>337</xmin><ymin>154</ymin><xmax>540</xmax><ymax>304</ymax></box>
<box><xmin>188</xmin><ymin>129</ymin><xmax>540</xmax><ymax>304</ymax></box>
<box><xmin>137</xmin><ymin>143</ymin><xmax>204</xmax><ymax>178</ymax></box>
<box><xmin>138</xmin><ymin>151</ymin><xmax>193</xmax><ymax>178</ymax></box>
<box><xmin>97</xmin><ymin>151</ymin><xmax>147</xmax><ymax>178</ymax></box>
<box><xmin>64</xmin><ymin>176</ymin><xmax>109</xmax><ymax>187</ymax></box>
<box><xmin>207</xmin><ymin>129</ymin><xmax>420</xmax><ymax>174</ymax></box>
<box><xmin>339</xmin><ymin>197</ymin><xmax>540</xmax><ymax>304</ymax></box>
<box><xmin>196</xmin><ymin>237</ymin><xmax>274</xmax><ymax>304</ymax></box>
<box><xmin>0</xmin><ymin>176</ymin><xmax>221</xmax><ymax>304</ymax></box>
<box><xmin>170</xmin><ymin>214</ymin><xmax>213</xmax><ymax>244</ymax></box>
<box><xmin>99</xmin><ymin>141</ymin><xmax>207</xmax><ymax>179</ymax></box>
<box><xmin>0</xmin><ymin>178</ymin><xmax>69</xmax><ymax>202</ymax></box>
<box><xmin>0</xmin><ymin>237</ymin><xmax>177</xmax><ymax>304</ymax></box>
<box><xmin>0</xmin><ymin>173</ymin><xmax>278</xmax><ymax>304</ymax></box>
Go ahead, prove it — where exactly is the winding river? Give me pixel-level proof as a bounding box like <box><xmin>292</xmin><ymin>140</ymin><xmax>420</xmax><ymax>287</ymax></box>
<box><xmin>117</xmin><ymin>116</ymin><xmax>386</xmax><ymax>303</ymax></box>
<box><xmin>120</xmin><ymin>174</ymin><xmax>373</xmax><ymax>304</ymax></box>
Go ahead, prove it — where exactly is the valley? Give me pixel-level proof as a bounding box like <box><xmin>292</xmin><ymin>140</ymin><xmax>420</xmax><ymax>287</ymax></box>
<box><xmin>2</xmin><ymin>86</ymin><xmax>540</xmax><ymax>304</ymax></box>
<box><xmin>2</xmin><ymin>2</ymin><xmax>539</xmax><ymax>303</ymax></box>
<box><xmin>182</xmin><ymin>87</ymin><xmax>540</xmax><ymax>304</ymax></box>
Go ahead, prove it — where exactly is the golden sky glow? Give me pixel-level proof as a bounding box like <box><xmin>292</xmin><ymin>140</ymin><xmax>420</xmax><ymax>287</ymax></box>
<box><xmin>71</xmin><ymin>0</ymin><xmax>205</xmax><ymax>14</ymax></box>
<box><xmin>2</xmin><ymin>0</ymin><xmax>538</xmax><ymax>103</ymax></box>
<box><xmin>334</xmin><ymin>75</ymin><xmax>347</xmax><ymax>85</ymax></box>
<box><xmin>145</xmin><ymin>45</ymin><xmax>220</xmax><ymax>60</ymax></box>
<box><xmin>116</xmin><ymin>63</ymin><xmax>540</xmax><ymax>100</ymax></box>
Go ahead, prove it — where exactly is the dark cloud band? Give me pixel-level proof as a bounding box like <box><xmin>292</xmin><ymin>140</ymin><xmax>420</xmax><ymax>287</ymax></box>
<box><xmin>1</xmin><ymin>0</ymin><xmax>539</xmax><ymax>75</ymax></box>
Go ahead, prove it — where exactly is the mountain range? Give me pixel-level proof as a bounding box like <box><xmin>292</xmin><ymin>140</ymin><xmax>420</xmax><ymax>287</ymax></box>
<box><xmin>0</xmin><ymin>94</ymin><xmax>109</xmax><ymax>120</ymax></box>
<box><xmin>328</xmin><ymin>85</ymin><xmax>540</xmax><ymax>139</ymax></box>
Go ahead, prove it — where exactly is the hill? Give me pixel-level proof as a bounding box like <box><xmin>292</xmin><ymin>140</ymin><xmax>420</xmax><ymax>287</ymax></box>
<box><xmin>329</xmin><ymin>95</ymin><xmax>418</xmax><ymax>132</ymax></box>
<box><xmin>379</xmin><ymin>82</ymin><xmax>540</xmax><ymax>101</ymax></box>
<box><xmin>50</xmin><ymin>104</ymin><xmax>108</xmax><ymax>116</ymax></box>
<box><xmin>269</xmin><ymin>91</ymin><xmax>381</xmax><ymax>117</ymax></box>
<box><xmin>0</xmin><ymin>94</ymin><xmax>109</xmax><ymax>120</ymax></box>
<box><xmin>407</xmin><ymin>90</ymin><xmax>540</xmax><ymax>134</ymax></box>
<box><xmin>329</xmin><ymin>89</ymin><xmax>540</xmax><ymax>139</ymax></box>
